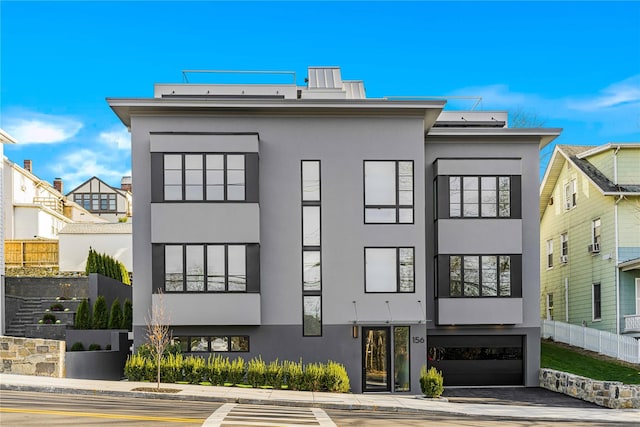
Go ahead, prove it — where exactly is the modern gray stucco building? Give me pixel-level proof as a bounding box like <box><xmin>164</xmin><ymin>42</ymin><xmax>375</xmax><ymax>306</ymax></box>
<box><xmin>108</xmin><ymin>66</ymin><xmax>560</xmax><ymax>393</ymax></box>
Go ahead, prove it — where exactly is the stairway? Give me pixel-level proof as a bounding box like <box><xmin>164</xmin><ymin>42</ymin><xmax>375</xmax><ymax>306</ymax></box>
<box><xmin>5</xmin><ymin>298</ymin><xmax>44</xmax><ymax>337</ymax></box>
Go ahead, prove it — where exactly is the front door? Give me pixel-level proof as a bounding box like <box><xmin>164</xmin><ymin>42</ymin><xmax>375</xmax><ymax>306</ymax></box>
<box><xmin>362</xmin><ymin>327</ymin><xmax>390</xmax><ymax>392</ymax></box>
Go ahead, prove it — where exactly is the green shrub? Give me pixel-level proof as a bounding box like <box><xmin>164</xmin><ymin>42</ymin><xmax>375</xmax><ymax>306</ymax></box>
<box><xmin>42</xmin><ymin>313</ymin><xmax>56</xmax><ymax>324</ymax></box>
<box><xmin>122</xmin><ymin>299</ymin><xmax>133</xmax><ymax>330</ymax></box>
<box><xmin>88</xmin><ymin>343</ymin><xmax>101</xmax><ymax>351</ymax></box>
<box><xmin>125</xmin><ymin>353</ymin><xmax>146</xmax><ymax>381</ymax></box>
<box><xmin>92</xmin><ymin>296</ymin><xmax>108</xmax><ymax>329</ymax></box>
<box><xmin>74</xmin><ymin>299</ymin><xmax>91</xmax><ymax>329</ymax></box>
<box><xmin>105</xmin><ymin>344</ymin><xmax>111</xmax><ymax>350</ymax></box>
<box><xmin>420</xmin><ymin>365</ymin><xmax>444</xmax><ymax>398</ymax></box>
<box><xmin>206</xmin><ymin>354</ymin><xmax>229</xmax><ymax>386</ymax></box>
<box><xmin>283</xmin><ymin>359</ymin><xmax>304</xmax><ymax>391</ymax></box>
<box><xmin>70</xmin><ymin>342</ymin><xmax>85</xmax><ymax>352</ymax></box>
<box><xmin>265</xmin><ymin>359</ymin><xmax>284</xmax><ymax>389</ymax></box>
<box><xmin>160</xmin><ymin>353</ymin><xmax>183</xmax><ymax>383</ymax></box>
<box><xmin>228</xmin><ymin>357</ymin><xmax>246</xmax><ymax>385</ymax></box>
<box><xmin>247</xmin><ymin>356</ymin><xmax>266</xmax><ymax>387</ymax></box>
<box><xmin>184</xmin><ymin>356</ymin><xmax>206</xmax><ymax>384</ymax></box>
<box><xmin>323</xmin><ymin>361</ymin><xmax>350</xmax><ymax>393</ymax></box>
<box><xmin>108</xmin><ymin>298</ymin><xmax>123</xmax><ymax>329</ymax></box>
<box><xmin>302</xmin><ymin>362</ymin><xmax>324</xmax><ymax>391</ymax></box>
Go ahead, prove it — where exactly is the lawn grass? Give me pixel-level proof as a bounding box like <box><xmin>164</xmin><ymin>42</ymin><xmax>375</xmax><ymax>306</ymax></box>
<box><xmin>541</xmin><ymin>340</ymin><xmax>640</xmax><ymax>384</ymax></box>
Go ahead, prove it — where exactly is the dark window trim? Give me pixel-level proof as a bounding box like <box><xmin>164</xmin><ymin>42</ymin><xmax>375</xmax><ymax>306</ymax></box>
<box><xmin>363</xmin><ymin>160</ymin><xmax>415</xmax><ymax>225</ymax></box>
<box><xmin>161</xmin><ymin>152</ymin><xmax>251</xmax><ymax>203</ymax></box>
<box><xmin>364</xmin><ymin>247</ymin><xmax>416</xmax><ymax>294</ymax></box>
<box><xmin>160</xmin><ymin>243</ymin><xmax>258</xmax><ymax>293</ymax></box>
<box><xmin>73</xmin><ymin>192</ymin><xmax>118</xmax><ymax>213</ymax></box>
<box><xmin>593</xmin><ymin>283</ymin><xmax>602</xmax><ymax>320</ymax></box>
<box><xmin>301</xmin><ymin>160</ymin><xmax>322</xmax><ymax>337</ymax></box>
<box><xmin>437</xmin><ymin>254</ymin><xmax>520</xmax><ymax>298</ymax></box>
<box><xmin>174</xmin><ymin>335</ymin><xmax>250</xmax><ymax>353</ymax></box>
<box><xmin>435</xmin><ymin>174</ymin><xmax>521</xmax><ymax>220</ymax></box>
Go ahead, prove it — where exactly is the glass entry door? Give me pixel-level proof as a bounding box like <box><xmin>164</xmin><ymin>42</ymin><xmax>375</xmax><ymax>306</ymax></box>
<box><xmin>362</xmin><ymin>327</ymin><xmax>390</xmax><ymax>392</ymax></box>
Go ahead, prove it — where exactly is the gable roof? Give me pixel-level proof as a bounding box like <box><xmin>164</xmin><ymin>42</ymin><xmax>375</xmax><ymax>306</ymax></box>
<box><xmin>66</xmin><ymin>176</ymin><xmax>130</xmax><ymax>197</ymax></box>
<box><xmin>540</xmin><ymin>144</ymin><xmax>640</xmax><ymax>217</ymax></box>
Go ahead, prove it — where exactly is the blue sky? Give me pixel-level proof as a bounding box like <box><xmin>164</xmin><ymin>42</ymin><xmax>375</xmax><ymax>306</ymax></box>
<box><xmin>1</xmin><ymin>1</ymin><xmax>639</xmax><ymax>190</ymax></box>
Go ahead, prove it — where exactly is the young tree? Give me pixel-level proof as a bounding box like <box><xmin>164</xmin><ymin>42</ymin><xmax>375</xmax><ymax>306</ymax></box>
<box><xmin>146</xmin><ymin>290</ymin><xmax>172</xmax><ymax>389</ymax></box>
<box><xmin>108</xmin><ymin>298</ymin><xmax>123</xmax><ymax>329</ymax></box>
<box><xmin>122</xmin><ymin>298</ymin><xmax>133</xmax><ymax>330</ymax></box>
<box><xmin>74</xmin><ymin>298</ymin><xmax>91</xmax><ymax>329</ymax></box>
<box><xmin>92</xmin><ymin>295</ymin><xmax>108</xmax><ymax>329</ymax></box>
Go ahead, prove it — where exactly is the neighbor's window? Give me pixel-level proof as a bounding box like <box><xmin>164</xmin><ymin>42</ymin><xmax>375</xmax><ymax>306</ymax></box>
<box><xmin>592</xmin><ymin>218</ymin><xmax>601</xmax><ymax>246</ymax></box>
<box><xmin>564</xmin><ymin>179</ymin><xmax>576</xmax><ymax>210</ymax></box>
<box><xmin>365</xmin><ymin>247</ymin><xmax>414</xmax><ymax>293</ymax></box>
<box><xmin>364</xmin><ymin>161</ymin><xmax>413</xmax><ymax>223</ymax></box>
<box><xmin>546</xmin><ymin>239</ymin><xmax>553</xmax><ymax>269</ymax></box>
<box><xmin>592</xmin><ymin>283</ymin><xmax>601</xmax><ymax>321</ymax></box>
<box><xmin>560</xmin><ymin>233</ymin><xmax>568</xmax><ymax>262</ymax></box>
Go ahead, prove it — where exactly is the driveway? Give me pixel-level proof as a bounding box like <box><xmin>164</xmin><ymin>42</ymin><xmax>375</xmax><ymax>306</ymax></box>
<box><xmin>443</xmin><ymin>387</ymin><xmax>602</xmax><ymax>408</ymax></box>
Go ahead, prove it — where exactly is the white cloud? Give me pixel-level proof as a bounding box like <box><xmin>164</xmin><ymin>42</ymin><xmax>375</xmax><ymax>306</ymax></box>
<box><xmin>5</xmin><ymin>113</ymin><xmax>83</xmax><ymax>144</ymax></box>
<box><xmin>567</xmin><ymin>75</ymin><xmax>640</xmax><ymax>111</ymax></box>
<box><xmin>99</xmin><ymin>127</ymin><xmax>130</xmax><ymax>150</ymax></box>
<box><xmin>52</xmin><ymin>149</ymin><xmax>130</xmax><ymax>190</ymax></box>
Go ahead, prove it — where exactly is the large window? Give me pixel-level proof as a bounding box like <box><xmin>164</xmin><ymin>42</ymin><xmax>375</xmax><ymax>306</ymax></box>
<box><xmin>172</xmin><ymin>335</ymin><xmax>249</xmax><ymax>352</ymax></box>
<box><xmin>164</xmin><ymin>244</ymin><xmax>248</xmax><ymax>292</ymax></box>
<box><xmin>302</xmin><ymin>161</ymin><xmax>322</xmax><ymax>336</ymax></box>
<box><xmin>163</xmin><ymin>153</ymin><xmax>245</xmax><ymax>201</ymax></box>
<box><xmin>364</xmin><ymin>161</ymin><xmax>413</xmax><ymax>224</ymax></box>
<box><xmin>449</xmin><ymin>176</ymin><xmax>511</xmax><ymax>218</ymax></box>
<box><xmin>592</xmin><ymin>283</ymin><xmax>602</xmax><ymax>321</ymax></box>
<box><xmin>448</xmin><ymin>255</ymin><xmax>511</xmax><ymax>297</ymax></box>
<box><xmin>365</xmin><ymin>247</ymin><xmax>415</xmax><ymax>293</ymax></box>
<box><xmin>74</xmin><ymin>193</ymin><xmax>116</xmax><ymax>212</ymax></box>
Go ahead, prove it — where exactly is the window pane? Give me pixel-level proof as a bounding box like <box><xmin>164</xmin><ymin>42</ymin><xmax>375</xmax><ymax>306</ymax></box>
<box><xmin>228</xmin><ymin>245</ymin><xmax>246</xmax><ymax>291</ymax></box>
<box><xmin>498</xmin><ymin>177</ymin><xmax>511</xmax><ymax>217</ymax></box>
<box><xmin>207</xmin><ymin>245</ymin><xmax>226</xmax><ymax>291</ymax></box>
<box><xmin>449</xmin><ymin>177</ymin><xmax>461</xmax><ymax>217</ymax></box>
<box><xmin>365</xmin><ymin>208</ymin><xmax>396</xmax><ymax>223</ymax></box>
<box><xmin>302</xmin><ymin>206</ymin><xmax>321</xmax><ymax>246</ymax></box>
<box><xmin>302</xmin><ymin>161</ymin><xmax>320</xmax><ymax>201</ymax></box>
<box><xmin>190</xmin><ymin>337</ymin><xmax>209</xmax><ymax>352</ymax></box>
<box><xmin>303</xmin><ymin>296</ymin><xmax>321</xmax><ymax>336</ymax></box>
<box><xmin>449</xmin><ymin>256</ymin><xmax>461</xmax><ymax>297</ymax></box>
<box><xmin>185</xmin><ymin>185</ymin><xmax>203</xmax><ymax>200</ymax></box>
<box><xmin>398</xmin><ymin>208</ymin><xmax>413</xmax><ymax>224</ymax></box>
<box><xmin>303</xmin><ymin>251</ymin><xmax>321</xmax><ymax>291</ymax></box>
<box><xmin>394</xmin><ymin>326</ymin><xmax>410</xmax><ymax>392</ymax></box>
<box><xmin>227</xmin><ymin>155</ymin><xmax>244</xmax><ymax>170</ymax></box>
<box><xmin>186</xmin><ymin>245</ymin><xmax>204</xmax><ymax>291</ymax></box>
<box><xmin>165</xmin><ymin>246</ymin><xmax>183</xmax><ymax>291</ymax></box>
<box><xmin>231</xmin><ymin>336</ymin><xmax>249</xmax><ymax>352</ymax></box>
<box><xmin>365</xmin><ymin>248</ymin><xmax>397</xmax><ymax>292</ymax></box>
<box><xmin>365</xmin><ymin>162</ymin><xmax>396</xmax><ymax>205</ymax></box>
<box><xmin>172</xmin><ymin>336</ymin><xmax>188</xmax><ymax>353</ymax></box>
<box><xmin>164</xmin><ymin>154</ymin><xmax>182</xmax><ymax>170</ymax></box>
<box><xmin>480</xmin><ymin>177</ymin><xmax>497</xmax><ymax>217</ymax></box>
<box><xmin>481</xmin><ymin>256</ymin><xmax>497</xmax><ymax>296</ymax></box>
<box><xmin>398</xmin><ymin>161</ymin><xmax>413</xmax><ymax>205</ymax></box>
<box><xmin>164</xmin><ymin>186</ymin><xmax>182</xmax><ymax>201</ymax></box>
<box><xmin>499</xmin><ymin>256</ymin><xmax>511</xmax><ymax>296</ymax></box>
<box><xmin>206</xmin><ymin>154</ymin><xmax>224</xmax><ymax>169</ymax></box>
<box><xmin>211</xmin><ymin>336</ymin><xmax>229</xmax><ymax>352</ymax></box>
<box><xmin>463</xmin><ymin>256</ymin><xmax>480</xmax><ymax>296</ymax></box>
<box><xmin>463</xmin><ymin>177</ymin><xmax>479</xmax><ymax>217</ymax></box>
<box><xmin>399</xmin><ymin>248</ymin><xmax>414</xmax><ymax>292</ymax></box>
<box><xmin>227</xmin><ymin>170</ymin><xmax>245</xmax><ymax>200</ymax></box>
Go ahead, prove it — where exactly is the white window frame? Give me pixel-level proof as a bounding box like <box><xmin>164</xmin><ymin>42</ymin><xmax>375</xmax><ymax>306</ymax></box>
<box><xmin>564</xmin><ymin>179</ymin><xmax>576</xmax><ymax>210</ymax></box>
<box><xmin>560</xmin><ymin>233</ymin><xmax>568</xmax><ymax>263</ymax></box>
<box><xmin>546</xmin><ymin>293</ymin><xmax>554</xmax><ymax>320</ymax></box>
<box><xmin>546</xmin><ymin>239</ymin><xmax>553</xmax><ymax>269</ymax></box>
<box><xmin>592</xmin><ymin>218</ymin><xmax>601</xmax><ymax>246</ymax></box>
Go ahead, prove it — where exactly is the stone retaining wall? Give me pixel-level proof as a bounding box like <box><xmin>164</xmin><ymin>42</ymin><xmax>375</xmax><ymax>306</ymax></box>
<box><xmin>0</xmin><ymin>336</ymin><xmax>65</xmax><ymax>377</ymax></box>
<box><xmin>540</xmin><ymin>368</ymin><xmax>640</xmax><ymax>409</ymax></box>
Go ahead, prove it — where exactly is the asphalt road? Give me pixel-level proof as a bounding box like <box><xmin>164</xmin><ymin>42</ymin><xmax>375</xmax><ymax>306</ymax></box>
<box><xmin>0</xmin><ymin>390</ymin><xmax>630</xmax><ymax>427</ymax></box>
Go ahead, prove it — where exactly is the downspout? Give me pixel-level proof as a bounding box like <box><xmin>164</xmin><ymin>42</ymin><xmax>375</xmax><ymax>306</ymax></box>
<box><xmin>613</xmin><ymin>145</ymin><xmax>621</xmax><ymax>335</ymax></box>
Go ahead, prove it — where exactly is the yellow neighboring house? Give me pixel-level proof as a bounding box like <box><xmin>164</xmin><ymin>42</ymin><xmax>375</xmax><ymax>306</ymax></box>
<box><xmin>539</xmin><ymin>143</ymin><xmax>640</xmax><ymax>337</ymax></box>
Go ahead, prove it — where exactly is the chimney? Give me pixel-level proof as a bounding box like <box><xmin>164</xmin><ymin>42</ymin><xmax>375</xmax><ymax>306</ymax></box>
<box><xmin>121</xmin><ymin>176</ymin><xmax>132</xmax><ymax>192</ymax></box>
<box><xmin>53</xmin><ymin>177</ymin><xmax>63</xmax><ymax>194</ymax></box>
<box><xmin>24</xmin><ymin>159</ymin><xmax>32</xmax><ymax>173</ymax></box>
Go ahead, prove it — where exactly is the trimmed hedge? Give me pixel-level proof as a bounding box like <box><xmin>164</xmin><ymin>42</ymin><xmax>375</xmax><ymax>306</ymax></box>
<box><xmin>124</xmin><ymin>354</ymin><xmax>350</xmax><ymax>392</ymax></box>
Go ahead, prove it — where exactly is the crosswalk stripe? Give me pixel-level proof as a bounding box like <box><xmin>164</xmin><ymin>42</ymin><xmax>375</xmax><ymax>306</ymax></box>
<box><xmin>202</xmin><ymin>403</ymin><xmax>336</xmax><ymax>427</ymax></box>
<box><xmin>202</xmin><ymin>403</ymin><xmax>236</xmax><ymax>426</ymax></box>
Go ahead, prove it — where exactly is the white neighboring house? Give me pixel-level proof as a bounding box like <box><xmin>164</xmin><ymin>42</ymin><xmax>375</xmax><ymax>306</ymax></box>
<box><xmin>3</xmin><ymin>159</ymin><xmax>108</xmax><ymax>242</ymax></box>
<box><xmin>58</xmin><ymin>222</ymin><xmax>133</xmax><ymax>273</ymax></box>
<box><xmin>66</xmin><ymin>176</ymin><xmax>132</xmax><ymax>222</ymax></box>
<box><xmin>0</xmin><ymin>129</ymin><xmax>18</xmax><ymax>335</ymax></box>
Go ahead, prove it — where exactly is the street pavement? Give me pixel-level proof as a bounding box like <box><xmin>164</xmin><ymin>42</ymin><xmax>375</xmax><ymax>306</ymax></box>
<box><xmin>1</xmin><ymin>373</ymin><xmax>638</xmax><ymax>424</ymax></box>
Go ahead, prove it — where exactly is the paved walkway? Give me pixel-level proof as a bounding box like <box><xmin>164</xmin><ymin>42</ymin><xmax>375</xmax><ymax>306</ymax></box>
<box><xmin>1</xmin><ymin>373</ymin><xmax>638</xmax><ymax>423</ymax></box>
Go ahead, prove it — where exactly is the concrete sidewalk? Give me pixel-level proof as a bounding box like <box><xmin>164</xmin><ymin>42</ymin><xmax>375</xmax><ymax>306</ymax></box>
<box><xmin>1</xmin><ymin>373</ymin><xmax>639</xmax><ymax>423</ymax></box>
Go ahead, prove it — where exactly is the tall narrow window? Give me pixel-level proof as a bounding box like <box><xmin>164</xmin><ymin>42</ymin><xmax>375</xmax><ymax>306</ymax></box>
<box><xmin>184</xmin><ymin>155</ymin><xmax>204</xmax><ymax>200</ymax></box>
<box><xmin>165</xmin><ymin>245</ymin><xmax>183</xmax><ymax>291</ymax></box>
<box><xmin>302</xmin><ymin>161</ymin><xmax>322</xmax><ymax>336</ymax></box>
<box><xmin>226</xmin><ymin>155</ymin><xmax>245</xmax><ymax>200</ymax></box>
<box><xmin>164</xmin><ymin>155</ymin><xmax>183</xmax><ymax>200</ymax></box>
<box><xmin>592</xmin><ymin>283</ymin><xmax>601</xmax><ymax>320</ymax></box>
<box><xmin>592</xmin><ymin>218</ymin><xmax>601</xmax><ymax>247</ymax></box>
<box><xmin>546</xmin><ymin>239</ymin><xmax>553</xmax><ymax>269</ymax></box>
<box><xmin>564</xmin><ymin>180</ymin><xmax>576</xmax><ymax>209</ymax></box>
<box><xmin>394</xmin><ymin>326</ymin><xmax>410</xmax><ymax>392</ymax></box>
<box><xmin>560</xmin><ymin>233</ymin><xmax>568</xmax><ymax>263</ymax></box>
<box><xmin>364</xmin><ymin>161</ymin><xmax>413</xmax><ymax>224</ymax></box>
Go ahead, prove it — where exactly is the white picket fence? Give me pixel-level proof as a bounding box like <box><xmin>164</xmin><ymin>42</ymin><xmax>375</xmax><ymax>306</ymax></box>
<box><xmin>542</xmin><ymin>319</ymin><xmax>640</xmax><ymax>364</ymax></box>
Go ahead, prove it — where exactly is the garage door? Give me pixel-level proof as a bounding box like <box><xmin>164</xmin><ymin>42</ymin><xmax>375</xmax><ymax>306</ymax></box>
<box><xmin>427</xmin><ymin>335</ymin><xmax>524</xmax><ymax>386</ymax></box>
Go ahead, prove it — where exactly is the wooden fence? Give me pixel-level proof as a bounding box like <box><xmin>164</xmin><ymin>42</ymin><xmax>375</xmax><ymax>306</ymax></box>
<box><xmin>5</xmin><ymin>240</ymin><xmax>59</xmax><ymax>268</ymax></box>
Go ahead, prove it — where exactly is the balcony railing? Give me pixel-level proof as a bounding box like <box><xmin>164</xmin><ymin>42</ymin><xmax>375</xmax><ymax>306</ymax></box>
<box><xmin>624</xmin><ymin>314</ymin><xmax>640</xmax><ymax>333</ymax></box>
<box><xmin>33</xmin><ymin>196</ymin><xmax>63</xmax><ymax>214</ymax></box>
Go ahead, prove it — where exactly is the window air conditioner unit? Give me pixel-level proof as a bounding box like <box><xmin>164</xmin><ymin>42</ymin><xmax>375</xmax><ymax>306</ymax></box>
<box><xmin>560</xmin><ymin>255</ymin><xmax>568</xmax><ymax>264</ymax></box>
<box><xmin>587</xmin><ymin>243</ymin><xmax>600</xmax><ymax>253</ymax></box>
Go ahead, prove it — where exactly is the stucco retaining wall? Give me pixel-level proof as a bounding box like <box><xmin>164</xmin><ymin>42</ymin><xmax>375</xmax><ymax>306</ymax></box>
<box><xmin>540</xmin><ymin>368</ymin><xmax>640</xmax><ymax>409</ymax></box>
<box><xmin>0</xmin><ymin>336</ymin><xmax>65</xmax><ymax>377</ymax></box>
